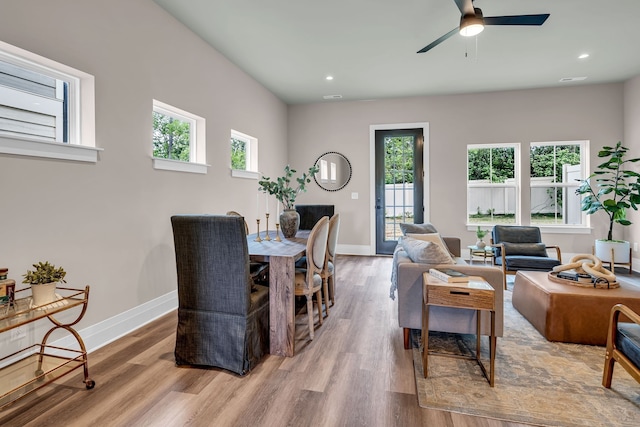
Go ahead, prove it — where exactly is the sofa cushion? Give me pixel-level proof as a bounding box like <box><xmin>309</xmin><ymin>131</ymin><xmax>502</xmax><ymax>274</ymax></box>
<box><xmin>501</xmin><ymin>242</ymin><xmax>548</xmax><ymax>257</ymax></box>
<box><xmin>400</xmin><ymin>222</ymin><xmax>437</xmax><ymax>235</ymax></box>
<box><xmin>400</xmin><ymin>236</ymin><xmax>454</xmax><ymax>264</ymax></box>
<box><xmin>617</xmin><ymin>323</ymin><xmax>640</xmax><ymax>368</ymax></box>
<box><xmin>406</xmin><ymin>233</ymin><xmax>455</xmax><ymax>258</ymax></box>
<box><xmin>496</xmin><ymin>255</ymin><xmax>561</xmax><ymax>271</ymax></box>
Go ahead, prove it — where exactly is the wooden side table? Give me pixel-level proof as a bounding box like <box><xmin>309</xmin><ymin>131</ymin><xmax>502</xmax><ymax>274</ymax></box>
<box><xmin>421</xmin><ymin>273</ymin><xmax>497</xmax><ymax>386</ymax></box>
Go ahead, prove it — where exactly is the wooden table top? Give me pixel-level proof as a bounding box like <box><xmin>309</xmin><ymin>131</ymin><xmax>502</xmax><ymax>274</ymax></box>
<box><xmin>246</xmin><ymin>230</ymin><xmax>309</xmax><ymax>260</ymax></box>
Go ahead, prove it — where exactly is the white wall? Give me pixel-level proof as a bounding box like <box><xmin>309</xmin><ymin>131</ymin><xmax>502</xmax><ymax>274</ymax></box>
<box><xmin>624</xmin><ymin>75</ymin><xmax>640</xmax><ymax>254</ymax></box>
<box><xmin>288</xmin><ymin>83</ymin><xmax>626</xmax><ymax>254</ymax></box>
<box><xmin>0</xmin><ymin>0</ymin><xmax>288</xmax><ymax>343</ymax></box>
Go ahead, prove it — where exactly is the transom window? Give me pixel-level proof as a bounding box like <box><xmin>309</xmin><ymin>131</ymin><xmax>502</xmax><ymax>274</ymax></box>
<box><xmin>230</xmin><ymin>129</ymin><xmax>258</xmax><ymax>179</ymax></box>
<box><xmin>152</xmin><ymin>99</ymin><xmax>206</xmax><ymax>174</ymax></box>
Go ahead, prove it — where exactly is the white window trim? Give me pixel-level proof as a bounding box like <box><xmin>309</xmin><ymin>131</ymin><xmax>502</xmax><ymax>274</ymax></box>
<box><xmin>529</xmin><ymin>140</ymin><xmax>590</xmax><ymax>231</ymax></box>
<box><xmin>230</xmin><ymin>129</ymin><xmax>258</xmax><ymax>177</ymax></box>
<box><xmin>467</xmin><ymin>142</ymin><xmax>521</xmax><ymax>225</ymax></box>
<box><xmin>152</xmin><ymin>99</ymin><xmax>208</xmax><ymax>174</ymax></box>
<box><xmin>0</xmin><ymin>40</ymin><xmax>99</xmax><ymax>163</ymax></box>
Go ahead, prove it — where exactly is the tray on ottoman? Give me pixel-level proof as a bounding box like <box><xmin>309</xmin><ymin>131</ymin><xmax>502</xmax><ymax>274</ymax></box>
<box><xmin>513</xmin><ymin>271</ymin><xmax>640</xmax><ymax>345</ymax></box>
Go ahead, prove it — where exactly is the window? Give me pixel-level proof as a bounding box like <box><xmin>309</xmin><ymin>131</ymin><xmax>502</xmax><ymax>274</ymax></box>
<box><xmin>152</xmin><ymin>100</ymin><xmax>206</xmax><ymax>174</ymax></box>
<box><xmin>0</xmin><ymin>40</ymin><xmax>97</xmax><ymax>162</ymax></box>
<box><xmin>530</xmin><ymin>141</ymin><xmax>587</xmax><ymax>227</ymax></box>
<box><xmin>230</xmin><ymin>129</ymin><xmax>258</xmax><ymax>179</ymax></box>
<box><xmin>467</xmin><ymin>144</ymin><xmax>520</xmax><ymax>225</ymax></box>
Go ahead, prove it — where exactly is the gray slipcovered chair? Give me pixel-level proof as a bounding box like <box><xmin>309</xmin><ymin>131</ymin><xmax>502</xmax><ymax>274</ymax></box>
<box><xmin>226</xmin><ymin>210</ymin><xmax>269</xmax><ymax>285</ymax></box>
<box><xmin>491</xmin><ymin>225</ymin><xmax>562</xmax><ymax>289</ymax></box>
<box><xmin>171</xmin><ymin>215</ymin><xmax>269</xmax><ymax>376</ymax></box>
<box><xmin>603</xmin><ymin>304</ymin><xmax>640</xmax><ymax>387</ymax></box>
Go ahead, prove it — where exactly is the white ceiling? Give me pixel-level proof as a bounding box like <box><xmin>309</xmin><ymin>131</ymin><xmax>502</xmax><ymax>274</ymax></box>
<box><xmin>153</xmin><ymin>0</ymin><xmax>640</xmax><ymax>105</ymax></box>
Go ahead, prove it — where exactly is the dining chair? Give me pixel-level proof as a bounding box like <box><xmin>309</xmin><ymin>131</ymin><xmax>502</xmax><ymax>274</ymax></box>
<box><xmin>323</xmin><ymin>213</ymin><xmax>341</xmax><ymax>308</ymax></box>
<box><xmin>227</xmin><ymin>210</ymin><xmax>269</xmax><ymax>285</ymax></box>
<box><xmin>294</xmin><ymin>216</ymin><xmax>329</xmax><ymax>340</ymax></box>
<box><xmin>171</xmin><ymin>215</ymin><xmax>269</xmax><ymax>375</ymax></box>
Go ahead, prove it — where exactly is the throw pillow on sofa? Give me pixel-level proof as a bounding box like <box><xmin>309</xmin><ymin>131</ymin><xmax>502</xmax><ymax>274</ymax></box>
<box><xmin>500</xmin><ymin>242</ymin><xmax>547</xmax><ymax>257</ymax></box>
<box><xmin>406</xmin><ymin>232</ymin><xmax>455</xmax><ymax>258</ymax></box>
<box><xmin>399</xmin><ymin>222</ymin><xmax>437</xmax><ymax>235</ymax></box>
<box><xmin>400</xmin><ymin>236</ymin><xmax>454</xmax><ymax>264</ymax></box>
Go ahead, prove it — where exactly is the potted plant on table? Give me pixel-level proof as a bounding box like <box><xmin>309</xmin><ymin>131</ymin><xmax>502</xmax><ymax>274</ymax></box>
<box><xmin>475</xmin><ymin>226</ymin><xmax>489</xmax><ymax>249</ymax></box>
<box><xmin>258</xmin><ymin>164</ymin><xmax>319</xmax><ymax>238</ymax></box>
<box><xmin>576</xmin><ymin>141</ymin><xmax>640</xmax><ymax>264</ymax></box>
<box><xmin>22</xmin><ymin>261</ymin><xmax>66</xmax><ymax>306</ymax></box>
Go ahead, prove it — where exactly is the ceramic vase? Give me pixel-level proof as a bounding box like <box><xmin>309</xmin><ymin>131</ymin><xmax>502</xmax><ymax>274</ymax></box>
<box><xmin>476</xmin><ymin>240</ymin><xmax>486</xmax><ymax>249</ymax></box>
<box><xmin>31</xmin><ymin>282</ymin><xmax>57</xmax><ymax>306</ymax></box>
<box><xmin>279</xmin><ymin>209</ymin><xmax>300</xmax><ymax>238</ymax></box>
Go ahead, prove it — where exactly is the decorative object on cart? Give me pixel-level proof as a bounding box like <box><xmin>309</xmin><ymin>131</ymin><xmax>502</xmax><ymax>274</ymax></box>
<box><xmin>258</xmin><ymin>164</ymin><xmax>319</xmax><ymax>238</ymax></box>
<box><xmin>549</xmin><ymin>254</ymin><xmax>619</xmax><ymax>289</ymax></box>
<box><xmin>22</xmin><ymin>261</ymin><xmax>67</xmax><ymax>306</ymax></box>
<box><xmin>475</xmin><ymin>226</ymin><xmax>489</xmax><ymax>248</ymax></box>
<box><xmin>576</xmin><ymin>141</ymin><xmax>640</xmax><ymax>267</ymax></box>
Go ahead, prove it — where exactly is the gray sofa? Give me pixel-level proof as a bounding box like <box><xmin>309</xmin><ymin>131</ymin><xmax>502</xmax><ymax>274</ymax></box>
<box><xmin>393</xmin><ymin>236</ymin><xmax>504</xmax><ymax>349</ymax></box>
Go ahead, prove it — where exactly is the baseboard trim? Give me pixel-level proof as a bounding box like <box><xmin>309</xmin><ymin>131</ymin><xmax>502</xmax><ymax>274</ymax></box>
<box><xmin>337</xmin><ymin>244</ymin><xmax>371</xmax><ymax>256</ymax></box>
<box><xmin>52</xmin><ymin>290</ymin><xmax>178</xmax><ymax>353</ymax></box>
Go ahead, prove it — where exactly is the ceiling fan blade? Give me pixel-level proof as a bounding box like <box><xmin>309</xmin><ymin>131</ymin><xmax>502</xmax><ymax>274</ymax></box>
<box><xmin>453</xmin><ymin>0</ymin><xmax>475</xmax><ymax>16</ymax></box>
<box><xmin>484</xmin><ymin>14</ymin><xmax>550</xmax><ymax>26</ymax></box>
<box><xmin>417</xmin><ymin>27</ymin><xmax>459</xmax><ymax>53</ymax></box>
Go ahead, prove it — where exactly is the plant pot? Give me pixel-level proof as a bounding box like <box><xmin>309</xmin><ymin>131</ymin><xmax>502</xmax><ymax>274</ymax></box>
<box><xmin>279</xmin><ymin>209</ymin><xmax>300</xmax><ymax>238</ymax></box>
<box><xmin>476</xmin><ymin>240</ymin><xmax>486</xmax><ymax>249</ymax></box>
<box><xmin>594</xmin><ymin>239</ymin><xmax>630</xmax><ymax>263</ymax></box>
<box><xmin>31</xmin><ymin>282</ymin><xmax>58</xmax><ymax>306</ymax></box>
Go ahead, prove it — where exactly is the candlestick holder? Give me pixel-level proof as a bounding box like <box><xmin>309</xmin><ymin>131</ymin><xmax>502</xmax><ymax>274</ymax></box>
<box><xmin>264</xmin><ymin>213</ymin><xmax>271</xmax><ymax>241</ymax></box>
<box><xmin>274</xmin><ymin>223</ymin><xmax>282</xmax><ymax>242</ymax></box>
<box><xmin>254</xmin><ymin>219</ymin><xmax>262</xmax><ymax>242</ymax></box>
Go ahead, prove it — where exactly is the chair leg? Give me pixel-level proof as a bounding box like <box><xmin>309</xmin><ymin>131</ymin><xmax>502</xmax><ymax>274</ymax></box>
<box><xmin>603</xmin><ymin>354</ymin><xmax>615</xmax><ymax>388</ymax></box>
<box><xmin>329</xmin><ymin>274</ymin><xmax>335</xmax><ymax>306</ymax></box>
<box><xmin>403</xmin><ymin>328</ymin><xmax>411</xmax><ymax>350</ymax></box>
<box><xmin>306</xmin><ymin>295</ymin><xmax>315</xmax><ymax>340</ymax></box>
<box><xmin>322</xmin><ymin>278</ymin><xmax>330</xmax><ymax>317</ymax></box>
<box><xmin>315</xmin><ymin>290</ymin><xmax>323</xmax><ymax>326</ymax></box>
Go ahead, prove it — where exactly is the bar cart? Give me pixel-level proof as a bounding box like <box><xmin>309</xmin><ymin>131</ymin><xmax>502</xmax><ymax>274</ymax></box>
<box><xmin>0</xmin><ymin>286</ymin><xmax>94</xmax><ymax>409</ymax></box>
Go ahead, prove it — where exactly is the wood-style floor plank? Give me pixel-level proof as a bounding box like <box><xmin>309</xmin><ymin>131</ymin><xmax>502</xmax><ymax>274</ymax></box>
<box><xmin>1</xmin><ymin>255</ymin><xmax>539</xmax><ymax>427</ymax></box>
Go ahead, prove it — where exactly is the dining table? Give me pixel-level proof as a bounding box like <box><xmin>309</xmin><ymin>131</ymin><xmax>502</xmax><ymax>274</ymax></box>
<box><xmin>247</xmin><ymin>230</ymin><xmax>309</xmax><ymax>357</ymax></box>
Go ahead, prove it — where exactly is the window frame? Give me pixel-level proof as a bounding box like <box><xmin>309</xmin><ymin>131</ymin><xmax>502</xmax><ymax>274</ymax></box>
<box><xmin>0</xmin><ymin>40</ymin><xmax>99</xmax><ymax>162</ymax></box>
<box><xmin>467</xmin><ymin>142</ymin><xmax>521</xmax><ymax>227</ymax></box>
<box><xmin>230</xmin><ymin>129</ymin><xmax>259</xmax><ymax>179</ymax></box>
<box><xmin>529</xmin><ymin>140</ymin><xmax>589</xmax><ymax>231</ymax></box>
<box><xmin>152</xmin><ymin>99</ymin><xmax>207</xmax><ymax>174</ymax></box>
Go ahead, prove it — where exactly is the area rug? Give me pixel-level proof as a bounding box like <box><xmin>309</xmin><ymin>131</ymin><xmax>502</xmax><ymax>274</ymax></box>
<box><xmin>413</xmin><ymin>290</ymin><xmax>640</xmax><ymax>426</ymax></box>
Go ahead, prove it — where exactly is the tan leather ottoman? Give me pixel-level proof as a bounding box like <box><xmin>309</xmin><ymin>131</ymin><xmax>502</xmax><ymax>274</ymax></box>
<box><xmin>512</xmin><ymin>271</ymin><xmax>640</xmax><ymax>345</ymax></box>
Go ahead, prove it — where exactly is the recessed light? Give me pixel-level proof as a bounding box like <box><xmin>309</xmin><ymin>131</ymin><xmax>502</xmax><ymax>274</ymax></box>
<box><xmin>325</xmin><ymin>75</ymin><xmax>334</xmax><ymax>81</ymax></box>
<box><xmin>559</xmin><ymin>77</ymin><xmax>587</xmax><ymax>82</ymax></box>
<box><xmin>323</xmin><ymin>94</ymin><xmax>342</xmax><ymax>99</ymax></box>
<box><xmin>578</xmin><ymin>53</ymin><xmax>589</xmax><ymax>59</ymax></box>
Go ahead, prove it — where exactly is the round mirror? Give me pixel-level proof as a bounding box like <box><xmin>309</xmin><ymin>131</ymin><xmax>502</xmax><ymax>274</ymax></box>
<box><xmin>313</xmin><ymin>151</ymin><xmax>352</xmax><ymax>192</ymax></box>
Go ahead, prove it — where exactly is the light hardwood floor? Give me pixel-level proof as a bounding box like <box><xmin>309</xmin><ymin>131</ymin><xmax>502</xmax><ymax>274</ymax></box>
<box><xmin>1</xmin><ymin>256</ymin><xmax>530</xmax><ymax>427</ymax></box>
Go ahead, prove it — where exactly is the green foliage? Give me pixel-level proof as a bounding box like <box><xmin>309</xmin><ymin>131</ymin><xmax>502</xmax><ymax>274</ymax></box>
<box><xmin>22</xmin><ymin>261</ymin><xmax>67</xmax><ymax>285</ymax></box>
<box><xmin>384</xmin><ymin>136</ymin><xmax>414</xmax><ymax>184</ymax></box>
<box><xmin>231</xmin><ymin>137</ymin><xmax>246</xmax><ymax>170</ymax></box>
<box><xmin>152</xmin><ymin>112</ymin><xmax>191</xmax><ymax>161</ymax></box>
<box><xmin>476</xmin><ymin>226</ymin><xmax>489</xmax><ymax>240</ymax></box>
<box><xmin>258</xmin><ymin>164</ymin><xmax>320</xmax><ymax>210</ymax></box>
<box><xmin>530</xmin><ymin>145</ymin><xmax>580</xmax><ymax>181</ymax></box>
<box><xmin>576</xmin><ymin>142</ymin><xmax>640</xmax><ymax>240</ymax></box>
<box><xmin>468</xmin><ymin>147</ymin><xmax>515</xmax><ymax>182</ymax></box>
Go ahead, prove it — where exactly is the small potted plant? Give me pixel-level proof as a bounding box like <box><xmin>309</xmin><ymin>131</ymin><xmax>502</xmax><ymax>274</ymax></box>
<box><xmin>476</xmin><ymin>226</ymin><xmax>489</xmax><ymax>248</ymax></box>
<box><xmin>576</xmin><ymin>141</ymin><xmax>640</xmax><ymax>264</ymax></box>
<box><xmin>22</xmin><ymin>261</ymin><xmax>66</xmax><ymax>306</ymax></box>
<box><xmin>258</xmin><ymin>164</ymin><xmax>319</xmax><ymax>238</ymax></box>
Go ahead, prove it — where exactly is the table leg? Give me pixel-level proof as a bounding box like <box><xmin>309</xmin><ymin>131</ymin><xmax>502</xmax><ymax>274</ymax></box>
<box><xmin>476</xmin><ymin>309</ymin><xmax>481</xmax><ymax>363</ymax></box>
<box><xmin>490</xmin><ymin>310</ymin><xmax>496</xmax><ymax>387</ymax></box>
<box><xmin>269</xmin><ymin>255</ymin><xmax>296</xmax><ymax>357</ymax></box>
<box><xmin>422</xmin><ymin>302</ymin><xmax>430</xmax><ymax>378</ymax></box>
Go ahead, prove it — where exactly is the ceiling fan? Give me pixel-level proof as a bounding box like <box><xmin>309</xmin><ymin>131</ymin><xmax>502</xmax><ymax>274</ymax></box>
<box><xmin>417</xmin><ymin>0</ymin><xmax>550</xmax><ymax>54</ymax></box>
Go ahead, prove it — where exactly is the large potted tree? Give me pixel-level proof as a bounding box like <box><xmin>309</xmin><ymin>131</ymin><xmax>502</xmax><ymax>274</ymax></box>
<box><xmin>576</xmin><ymin>141</ymin><xmax>640</xmax><ymax>265</ymax></box>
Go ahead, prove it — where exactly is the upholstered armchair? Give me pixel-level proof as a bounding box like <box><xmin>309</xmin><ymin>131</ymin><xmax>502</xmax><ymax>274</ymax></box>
<box><xmin>491</xmin><ymin>225</ymin><xmax>562</xmax><ymax>289</ymax></box>
<box><xmin>603</xmin><ymin>304</ymin><xmax>640</xmax><ymax>387</ymax></box>
<box><xmin>171</xmin><ymin>215</ymin><xmax>269</xmax><ymax>376</ymax></box>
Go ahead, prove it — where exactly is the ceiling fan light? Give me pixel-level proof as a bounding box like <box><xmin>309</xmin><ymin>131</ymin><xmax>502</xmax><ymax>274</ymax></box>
<box><xmin>460</xmin><ymin>8</ymin><xmax>484</xmax><ymax>37</ymax></box>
